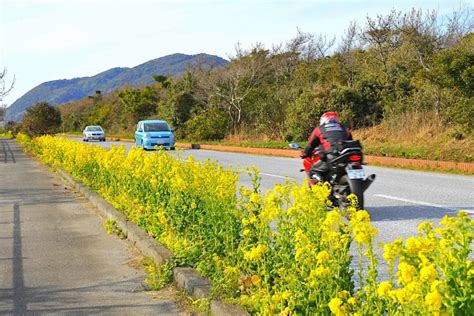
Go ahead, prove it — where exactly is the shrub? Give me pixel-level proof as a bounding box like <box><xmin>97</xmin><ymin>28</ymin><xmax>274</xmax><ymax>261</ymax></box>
<box><xmin>20</xmin><ymin>135</ymin><xmax>473</xmax><ymax>315</ymax></box>
<box><xmin>21</xmin><ymin>102</ymin><xmax>62</xmax><ymax>136</ymax></box>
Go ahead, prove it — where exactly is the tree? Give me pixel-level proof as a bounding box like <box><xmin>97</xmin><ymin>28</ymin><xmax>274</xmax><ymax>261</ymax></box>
<box><xmin>118</xmin><ymin>87</ymin><xmax>157</xmax><ymax>121</ymax></box>
<box><xmin>153</xmin><ymin>75</ymin><xmax>171</xmax><ymax>88</ymax></box>
<box><xmin>0</xmin><ymin>68</ymin><xmax>15</xmax><ymax>101</ymax></box>
<box><xmin>21</xmin><ymin>102</ymin><xmax>62</xmax><ymax>136</ymax></box>
<box><xmin>1</xmin><ymin>69</ymin><xmax>15</xmax><ymax>125</ymax></box>
<box><xmin>197</xmin><ymin>46</ymin><xmax>269</xmax><ymax>133</ymax></box>
<box><xmin>185</xmin><ymin>107</ymin><xmax>230</xmax><ymax>140</ymax></box>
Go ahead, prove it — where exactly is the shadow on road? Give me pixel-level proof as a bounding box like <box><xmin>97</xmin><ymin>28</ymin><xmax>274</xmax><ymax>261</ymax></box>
<box><xmin>1</xmin><ymin>139</ymin><xmax>16</xmax><ymax>164</ymax></box>
<box><xmin>0</xmin><ymin>277</ymin><xmax>171</xmax><ymax>314</ymax></box>
<box><xmin>367</xmin><ymin>205</ymin><xmax>468</xmax><ymax>222</ymax></box>
<box><xmin>13</xmin><ymin>203</ymin><xmax>26</xmax><ymax>314</ymax></box>
<box><xmin>0</xmin><ymin>188</ymin><xmax>74</xmax><ymax>207</ymax></box>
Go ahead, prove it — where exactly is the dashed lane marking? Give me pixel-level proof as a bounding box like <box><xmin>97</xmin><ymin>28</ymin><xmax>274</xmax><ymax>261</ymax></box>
<box><xmin>260</xmin><ymin>172</ymin><xmax>295</xmax><ymax>180</ymax></box>
<box><xmin>374</xmin><ymin>194</ymin><xmax>473</xmax><ymax>214</ymax></box>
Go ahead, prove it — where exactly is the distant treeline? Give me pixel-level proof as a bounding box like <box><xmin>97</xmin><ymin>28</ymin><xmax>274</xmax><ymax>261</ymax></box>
<box><xmin>59</xmin><ymin>8</ymin><xmax>473</xmax><ymax>141</ymax></box>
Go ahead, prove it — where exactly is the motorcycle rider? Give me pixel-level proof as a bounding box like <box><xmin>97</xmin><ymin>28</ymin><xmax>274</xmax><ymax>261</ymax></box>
<box><xmin>300</xmin><ymin>112</ymin><xmax>353</xmax><ymax>184</ymax></box>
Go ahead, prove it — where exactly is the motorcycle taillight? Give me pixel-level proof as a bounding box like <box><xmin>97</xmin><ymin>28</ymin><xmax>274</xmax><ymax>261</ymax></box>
<box><xmin>349</xmin><ymin>154</ymin><xmax>362</xmax><ymax>162</ymax></box>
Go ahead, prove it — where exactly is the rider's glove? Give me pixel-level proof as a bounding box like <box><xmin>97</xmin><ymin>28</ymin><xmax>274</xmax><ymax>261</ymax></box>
<box><xmin>300</xmin><ymin>152</ymin><xmax>308</xmax><ymax>159</ymax></box>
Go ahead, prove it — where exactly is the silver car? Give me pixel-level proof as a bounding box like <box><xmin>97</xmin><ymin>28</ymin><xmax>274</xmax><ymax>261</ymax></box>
<box><xmin>83</xmin><ymin>125</ymin><xmax>106</xmax><ymax>142</ymax></box>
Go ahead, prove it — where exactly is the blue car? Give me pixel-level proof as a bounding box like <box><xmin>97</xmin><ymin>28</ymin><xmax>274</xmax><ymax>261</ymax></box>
<box><xmin>135</xmin><ymin>120</ymin><xmax>175</xmax><ymax>150</ymax></box>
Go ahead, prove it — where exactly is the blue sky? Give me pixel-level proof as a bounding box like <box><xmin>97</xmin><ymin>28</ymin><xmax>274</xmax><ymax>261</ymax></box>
<box><xmin>0</xmin><ymin>0</ymin><xmax>466</xmax><ymax>106</ymax></box>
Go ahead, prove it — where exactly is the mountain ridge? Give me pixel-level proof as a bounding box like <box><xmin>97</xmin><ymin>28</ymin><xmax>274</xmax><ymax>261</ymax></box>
<box><xmin>6</xmin><ymin>53</ymin><xmax>228</xmax><ymax>121</ymax></box>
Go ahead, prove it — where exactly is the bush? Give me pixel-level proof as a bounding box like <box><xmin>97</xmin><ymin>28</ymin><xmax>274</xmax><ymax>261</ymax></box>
<box><xmin>184</xmin><ymin>108</ymin><xmax>230</xmax><ymax>140</ymax></box>
<box><xmin>21</xmin><ymin>102</ymin><xmax>62</xmax><ymax>136</ymax></box>
<box><xmin>20</xmin><ymin>135</ymin><xmax>473</xmax><ymax>315</ymax></box>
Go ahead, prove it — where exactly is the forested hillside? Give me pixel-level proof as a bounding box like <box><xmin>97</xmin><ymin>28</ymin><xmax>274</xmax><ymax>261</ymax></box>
<box><xmin>59</xmin><ymin>9</ymin><xmax>473</xmax><ymax>160</ymax></box>
<box><xmin>6</xmin><ymin>53</ymin><xmax>228</xmax><ymax>121</ymax></box>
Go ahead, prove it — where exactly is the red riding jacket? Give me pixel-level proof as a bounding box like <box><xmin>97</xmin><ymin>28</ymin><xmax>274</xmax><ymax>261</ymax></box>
<box><xmin>303</xmin><ymin>122</ymin><xmax>353</xmax><ymax>158</ymax></box>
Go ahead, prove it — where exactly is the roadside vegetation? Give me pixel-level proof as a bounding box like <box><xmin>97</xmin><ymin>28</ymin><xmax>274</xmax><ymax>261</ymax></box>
<box><xmin>17</xmin><ymin>134</ymin><xmax>474</xmax><ymax>315</ymax></box>
<box><xmin>42</xmin><ymin>8</ymin><xmax>473</xmax><ymax>163</ymax></box>
<box><xmin>141</xmin><ymin>258</ymin><xmax>174</xmax><ymax>291</ymax></box>
<box><xmin>104</xmin><ymin>219</ymin><xmax>127</xmax><ymax>240</ymax></box>
<box><xmin>3</xmin><ymin>8</ymin><xmax>472</xmax><ymax>162</ymax></box>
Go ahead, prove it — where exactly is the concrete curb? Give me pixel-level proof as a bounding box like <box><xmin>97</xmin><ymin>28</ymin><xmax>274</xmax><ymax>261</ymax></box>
<box><xmin>57</xmin><ymin>169</ymin><xmax>249</xmax><ymax>316</ymax></box>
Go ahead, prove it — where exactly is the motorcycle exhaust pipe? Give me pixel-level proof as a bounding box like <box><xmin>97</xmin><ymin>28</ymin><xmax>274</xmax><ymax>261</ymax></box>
<box><xmin>361</xmin><ymin>174</ymin><xmax>376</xmax><ymax>191</ymax></box>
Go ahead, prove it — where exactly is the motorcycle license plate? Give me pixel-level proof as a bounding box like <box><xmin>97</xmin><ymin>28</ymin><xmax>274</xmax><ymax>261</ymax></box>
<box><xmin>346</xmin><ymin>168</ymin><xmax>366</xmax><ymax>179</ymax></box>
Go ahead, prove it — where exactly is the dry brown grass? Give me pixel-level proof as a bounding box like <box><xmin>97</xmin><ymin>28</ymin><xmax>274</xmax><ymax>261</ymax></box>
<box><xmin>355</xmin><ymin>112</ymin><xmax>444</xmax><ymax>142</ymax></box>
<box><xmin>354</xmin><ymin>112</ymin><xmax>474</xmax><ymax>162</ymax></box>
<box><xmin>224</xmin><ymin>131</ymin><xmax>273</xmax><ymax>144</ymax></box>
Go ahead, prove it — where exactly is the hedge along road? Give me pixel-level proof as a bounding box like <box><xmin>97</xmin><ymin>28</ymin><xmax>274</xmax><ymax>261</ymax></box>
<box><xmin>73</xmin><ymin>138</ymin><xmax>474</xmax><ymax>245</ymax></box>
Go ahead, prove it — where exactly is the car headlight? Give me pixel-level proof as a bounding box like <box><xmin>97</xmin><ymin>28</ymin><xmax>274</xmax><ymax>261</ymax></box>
<box><xmin>143</xmin><ymin>133</ymin><xmax>151</xmax><ymax>139</ymax></box>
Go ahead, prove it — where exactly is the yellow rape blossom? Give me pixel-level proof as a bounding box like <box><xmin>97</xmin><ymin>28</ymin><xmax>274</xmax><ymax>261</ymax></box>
<box><xmin>350</xmin><ymin>210</ymin><xmax>378</xmax><ymax>246</ymax></box>
<box><xmin>328</xmin><ymin>298</ymin><xmax>344</xmax><ymax>316</ymax></box>
<box><xmin>316</xmin><ymin>250</ymin><xmax>330</xmax><ymax>265</ymax></box>
<box><xmin>418</xmin><ymin>221</ymin><xmax>433</xmax><ymax>232</ymax></box>
<box><xmin>425</xmin><ymin>291</ymin><xmax>443</xmax><ymax>311</ymax></box>
<box><xmin>19</xmin><ymin>135</ymin><xmax>474</xmax><ymax>316</ymax></box>
<box><xmin>310</xmin><ymin>267</ymin><xmax>330</xmax><ymax>278</ymax></box>
<box><xmin>377</xmin><ymin>281</ymin><xmax>393</xmax><ymax>297</ymax></box>
<box><xmin>243</xmin><ymin>244</ymin><xmax>268</xmax><ymax>261</ymax></box>
<box><xmin>397</xmin><ymin>262</ymin><xmax>417</xmax><ymax>285</ymax></box>
<box><xmin>383</xmin><ymin>239</ymin><xmax>403</xmax><ymax>265</ymax></box>
<box><xmin>249</xmin><ymin>193</ymin><xmax>262</xmax><ymax>204</ymax></box>
<box><xmin>394</xmin><ymin>287</ymin><xmax>411</xmax><ymax>304</ymax></box>
<box><xmin>353</xmin><ymin>223</ymin><xmax>377</xmax><ymax>245</ymax></box>
<box><xmin>419</xmin><ymin>264</ymin><xmax>437</xmax><ymax>282</ymax></box>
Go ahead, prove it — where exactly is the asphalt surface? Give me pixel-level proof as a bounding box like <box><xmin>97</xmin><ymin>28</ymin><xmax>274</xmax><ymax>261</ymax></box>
<box><xmin>0</xmin><ymin>138</ymin><xmax>185</xmax><ymax>315</ymax></box>
<box><xmin>77</xmin><ymin>138</ymin><xmax>474</xmax><ymax>245</ymax></box>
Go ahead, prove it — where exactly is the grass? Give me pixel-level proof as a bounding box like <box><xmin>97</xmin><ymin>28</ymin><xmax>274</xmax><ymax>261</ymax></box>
<box><xmin>104</xmin><ymin>219</ymin><xmax>127</xmax><ymax>239</ymax></box>
<box><xmin>354</xmin><ymin>112</ymin><xmax>474</xmax><ymax>163</ymax></box>
<box><xmin>175</xmin><ymin>289</ymin><xmax>211</xmax><ymax>314</ymax></box>
<box><xmin>141</xmin><ymin>258</ymin><xmax>174</xmax><ymax>291</ymax></box>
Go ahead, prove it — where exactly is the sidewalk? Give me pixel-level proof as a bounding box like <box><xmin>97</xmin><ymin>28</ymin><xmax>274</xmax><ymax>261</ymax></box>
<box><xmin>0</xmin><ymin>138</ymin><xmax>185</xmax><ymax>315</ymax></box>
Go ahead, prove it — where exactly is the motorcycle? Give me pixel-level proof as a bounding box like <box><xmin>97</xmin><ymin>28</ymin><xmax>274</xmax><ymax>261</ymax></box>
<box><xmin>300</xmin><ymin>140</ymin><xmax>376</xmax><ymax>209</ymax></box>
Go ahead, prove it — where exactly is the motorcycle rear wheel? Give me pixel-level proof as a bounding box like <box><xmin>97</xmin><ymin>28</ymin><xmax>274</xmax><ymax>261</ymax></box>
<box><xmin>337</xmin><ymin>175</ymin><xmax>364</xmax><ymax>210</ymax></box>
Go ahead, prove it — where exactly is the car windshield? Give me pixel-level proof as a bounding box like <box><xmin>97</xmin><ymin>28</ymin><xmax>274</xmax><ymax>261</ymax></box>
<box><xmin>86</xmin><ymin>126</ymin><xmax>103</xmax><ymax>132</ymax></box>
<box><xmin>144</xmin><ymin>123</ymin><xmax>170</xmax><ymax>132</ymax></box>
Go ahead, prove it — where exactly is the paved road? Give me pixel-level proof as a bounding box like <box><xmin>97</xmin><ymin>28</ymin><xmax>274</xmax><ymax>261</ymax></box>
<box><xmin>0</xmin><ymin>138</ymin><xmax>185</xmax><ymax>315</ymax></box>
<box><xmin>77</xmin><ymin>138</ymin><xmax>474</xmax><ymax>246</ymax></box>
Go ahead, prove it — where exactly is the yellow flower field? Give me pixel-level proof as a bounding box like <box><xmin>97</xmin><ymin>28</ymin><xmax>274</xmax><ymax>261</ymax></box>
<box><xmin>17</xmin><ymin>134</ymin><xmax>473</xmax><ymax>315</ymax></box>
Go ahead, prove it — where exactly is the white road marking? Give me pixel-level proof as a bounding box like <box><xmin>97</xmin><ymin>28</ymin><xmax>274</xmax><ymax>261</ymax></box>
<box><xmin>234</xmin><ymin>167</ymin><xmax>295</xmax><ymax>180</ymax></box>
<box><xmin>260</xmin><ymin>172</ymin><xmax>294</xmax><ymax>180</ymax></box>
<box><xmin>374</xmin><ymin>194</ymin><xmax>473</xmax><ymax>214</ymax></box>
